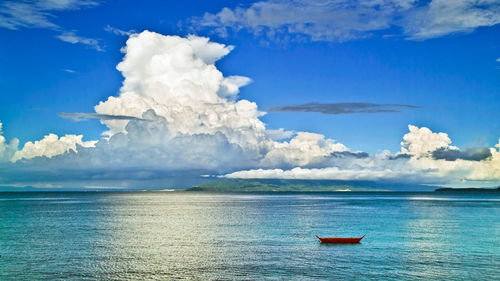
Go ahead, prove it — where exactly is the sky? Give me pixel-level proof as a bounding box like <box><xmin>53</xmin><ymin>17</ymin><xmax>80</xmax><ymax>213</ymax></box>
<box><xmin>0</xmin><ymin>0</ymin><xmax>499</xmax><ymax>189</ymax></box>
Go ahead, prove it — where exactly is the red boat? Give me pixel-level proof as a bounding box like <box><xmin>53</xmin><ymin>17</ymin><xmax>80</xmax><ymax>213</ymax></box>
<box><xmin>315</xmin><ymin>234</ymin><xmax>365</xmax><ymax>243</ymax></box>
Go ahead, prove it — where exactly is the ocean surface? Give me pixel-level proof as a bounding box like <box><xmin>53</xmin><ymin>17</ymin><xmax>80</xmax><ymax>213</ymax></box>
<box><xmin>0</xmin><ymin>191</ymin><xmax>499</xmax><ymax>280</ymax></box>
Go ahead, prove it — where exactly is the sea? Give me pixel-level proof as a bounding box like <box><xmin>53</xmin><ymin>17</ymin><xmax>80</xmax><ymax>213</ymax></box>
<box><xmin>0</xmin><ymin>191</ymin><xmax>499</xmax><ymax>280</ymax></box>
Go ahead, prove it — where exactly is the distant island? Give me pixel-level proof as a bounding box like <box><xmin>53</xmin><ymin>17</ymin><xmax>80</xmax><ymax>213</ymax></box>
<box><xmin>185</xmin><ymin>179</ymin><xmax>438</xmax><ymax>192</ymax></box>
<box><xmin>435</xmin><ymin>187</ymin><xmax>500</xmax><ymax>192</ymax></box>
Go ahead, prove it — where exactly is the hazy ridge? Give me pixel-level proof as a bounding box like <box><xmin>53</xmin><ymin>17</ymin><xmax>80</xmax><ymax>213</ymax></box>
<box><xmin>186</xmin><ymin>179</ymin><xmax>440</xmax><ymax>192</ymax></box>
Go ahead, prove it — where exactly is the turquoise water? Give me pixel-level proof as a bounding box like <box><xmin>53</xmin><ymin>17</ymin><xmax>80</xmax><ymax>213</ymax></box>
<box><xmin>0</xmin><ymin>192</ymin><xmax>499</xmax><ymax>280</ymax></box>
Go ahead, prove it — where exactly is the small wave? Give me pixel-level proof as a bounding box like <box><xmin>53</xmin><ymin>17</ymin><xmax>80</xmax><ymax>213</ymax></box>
<box><xmin>0</xmin><ymin>197</ymin><xmax>74</xmax><ymax>201</ymax></box>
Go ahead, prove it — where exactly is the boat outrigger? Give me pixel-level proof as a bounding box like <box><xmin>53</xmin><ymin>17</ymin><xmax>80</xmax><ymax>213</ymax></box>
<box><xmin>315</xmin><ymin>234</ymin><xmax>365</xmax><ymax>244</ymax></box>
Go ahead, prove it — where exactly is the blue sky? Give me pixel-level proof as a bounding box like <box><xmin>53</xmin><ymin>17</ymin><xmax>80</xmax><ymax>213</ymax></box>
<box><xmin>0</xmin><ymin>0</ymin><xmax>499</xmax><ymax>189</ymax></box>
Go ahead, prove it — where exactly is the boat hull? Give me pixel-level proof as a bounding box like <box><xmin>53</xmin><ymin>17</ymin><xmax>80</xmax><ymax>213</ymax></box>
<box><xmin>315</xmin><ymin>235</ymin><xmax>365</xmax><ymax>244</ymax></box>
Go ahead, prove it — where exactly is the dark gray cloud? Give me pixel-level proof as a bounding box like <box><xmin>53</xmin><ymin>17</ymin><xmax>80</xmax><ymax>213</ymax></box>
<box><xmin>268</xmin><ymin>102</ymin><xmax>420</xmax><ymax>115</ymax></box>
<box><xmin>387</xmin><ymin>153</ymin><xmax>412</xmax><ymax>160</ymax></box>
<box><xmin>331</xmin><ymin>151</ymin><xmax>369</xmax><ymax>158</ymax></box>
<box><xmin>59</xmin><ymin>113</ymin><xmax>149</xmax><ymax>122</ymax></box>
<box><xmin>432</xmin><ymin>147</ymin><xmax>492</xmax><ymax>161</ymax></box>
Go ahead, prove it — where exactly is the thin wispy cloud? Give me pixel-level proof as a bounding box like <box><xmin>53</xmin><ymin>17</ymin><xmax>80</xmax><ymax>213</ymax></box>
<box><xmin>190</xmin><ymin>0</ymin><xmax>500</xmax><ymax>43</ymax></box>
<box><xmin>56</xmin><ymin>31</ymin><xmax>104</xmax><ymax>51</ymax></box>
<box><xmin>268</xmin><ymin>102</ymin><xmax>420</xmax><ymax>115</ymax></box>
<box><xmin>104</xmin><ymin>25</ymin><xmax>136</xmax><ymax>36</ymax></box>
<box><xmin>0</xmin><ymin>0</ymin><xmax>99</xmax><ymax>30</ymax></box>
<box><xmin>59</xmin><ymin>113</ymin><xmax>149</xmax><ymax>122</ymax></box>
<box><xmin>62</xmin><ymin>69</ymin><xmax>76</xmax><ymax>73</ymax></box>
<box><xmin>403</xmin><ymin>0</ymin><xmax>500</xmax><ymax>40</ymax></box>
<box><xmin>0</xmin><ymin>0</ymin><xmax>102</xmax><ymax>50</ymax></box>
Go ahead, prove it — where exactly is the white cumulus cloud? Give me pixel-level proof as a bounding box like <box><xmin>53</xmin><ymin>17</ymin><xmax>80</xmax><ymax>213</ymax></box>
<box><xmin>400</xmin><ymin>125</ymin><xmax>457</xmax><ymax>157</ymax></box>
<box><xmin>225</xmin><ymin>126</ymin><xmax>500</xmax><ymax>187</ymax></box>
<box><xmin>261</xmin><ymin>132</ymin><xmax>348</xmax><ymax>167</ymax></box>
<box><xmin>4</xmin><ymin>31</ymin><xmax>347</xmax><ymax>176</ymax></box>
<box><xmin>11</xmin><ymin>133</ymin><xmax>96</xmax><ymax>162</ymax></box>
<box><xmin>1</xmin><ymin>32</ymin><xmax>499</xmax><ymax>188</ymax></box>
<box><xmin>92</xmin><ymin>31</ymin><xmax>346</xmax><ymax>169</ymax></box>
<box><xmin>0</xmin><ymin>121</ymin><xmax>19</xmax><ymax>162</ymax></box>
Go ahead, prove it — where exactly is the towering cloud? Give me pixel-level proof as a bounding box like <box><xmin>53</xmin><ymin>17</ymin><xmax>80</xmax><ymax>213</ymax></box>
<box><xmin>91</xmin><ymin>31</ymin><xmax>348</xmax><ymax>171</ymax></box>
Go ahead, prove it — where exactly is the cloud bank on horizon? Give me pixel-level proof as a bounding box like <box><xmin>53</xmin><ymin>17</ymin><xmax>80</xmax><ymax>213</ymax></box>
<box><xmin>190</xmin><ymin>0</ymin><xmax>500</xmax><ymax>42</ymax></box>
<box><xmin>0</xmin><ymin>31</ymin><xmax>499</xmax><ymax>188</ymax></box>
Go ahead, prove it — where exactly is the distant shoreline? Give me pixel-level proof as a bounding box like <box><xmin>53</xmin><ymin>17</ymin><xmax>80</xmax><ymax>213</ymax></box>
<box><xmin>0</xmin><ymin>185</ymin><xmax>499</xmax><ymax>193</ymax></box>
<box><xmin>0</xmin><ymin>189</ymin><xmax>499</xmax><ymax>193</ymax></box>
<box><xmin>434</xmin><ymin>187</ymin><xmax>500</xmax><ymax>192</ymax></box>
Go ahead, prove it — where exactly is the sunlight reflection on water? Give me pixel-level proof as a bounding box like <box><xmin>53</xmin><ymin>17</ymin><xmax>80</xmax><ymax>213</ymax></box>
<box><xmin>0</xmin><ymin>192</ymin><xmax>499</xmax><ymax>280</ymax></box>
